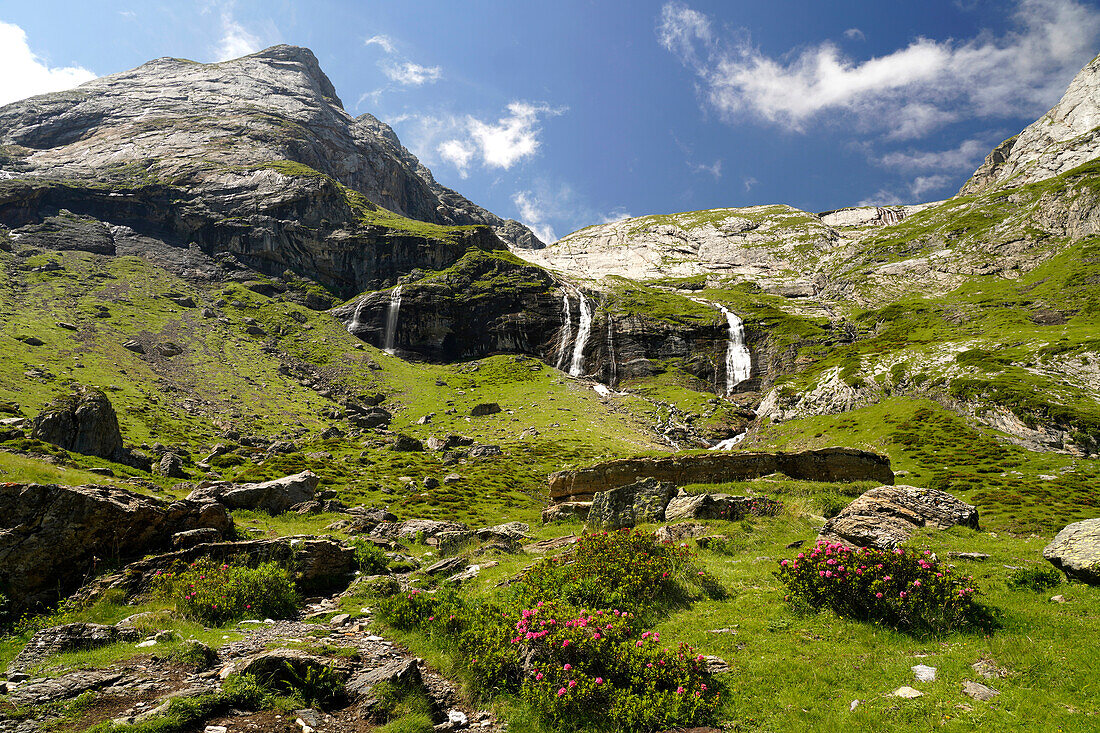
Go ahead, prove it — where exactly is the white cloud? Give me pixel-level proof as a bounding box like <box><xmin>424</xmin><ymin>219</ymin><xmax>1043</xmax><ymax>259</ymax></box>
<box><xmin>382</xmin><ymin>61</ymin><xmax>442</xmax><ymax>86</ymax></box>
<box><xmin>659</xmin><ymin>0</ymin><xmax>1100</xmax><ymax>138</ymax></box>
<box><xmin>690</xmin><ymin>159</ymin><xmax>722</xmax><ymax>180</ymax></box>
<box><xmin>844</xmin><ymin>28</ymin><xmax>866</xmax><ymax>41</ymax></box>
<box><xmin>365</xmin><ymin>34</ymin><xmax>396</xmax><ymax>54</ymax></box>
<box><xmin>437</xmin><ymin>139</ymin><xmax>474</xmax><ymax>178</ymax></box>
<box><xmin>743</xmin><ymin>176</ymin><xmax>758</xmax><ymax>192</ymax></box>
<box><xmin>878</xmin><ymin>137</ymin><xmax>994</xmax><ymax>171</ymax></box>
<box><xmin>0</xmin><ymin>22</ymin><xmax>96</xmax><ymax>106</ymax></box>
<box><xmin>513</xmin><ymin>191</ymin><xmax>558</xmax><ymax>244</ymax></box>
<box><xmin>215</xmin><ymin>11</ymin><xmax>262</xmax><ymax>61</ymax></box>
<box><xmin>909</xmin><ymin>174</ymin><xmax>954</xmax><ymax>198</ymax></box>
<box><xmin>857</xmin><ymin>189</ymin><xmax>906</xmax><ymax>206</ymax></box>
<box><xmin>468</xmin><ymin>102</ymin><xmax>563</xmax><ymax>169</ymax></box>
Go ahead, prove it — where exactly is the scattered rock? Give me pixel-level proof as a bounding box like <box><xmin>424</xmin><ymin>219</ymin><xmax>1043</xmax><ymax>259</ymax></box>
<box><xmin>424</xmin><ymin>557</ymin><xmax>466</xmax><ymax>576</ymax></box>
<box><xmin>29</xmin><ymin>386</ymin><xmax>125</xmax><ymax>459</ymax></box>
<box><xmin>523</xmin><ymin>535</ymin><xmax>578</xmax><ymax>554</ymax></box>
<box><xmin>655</xmin><ymin>523</ymin><xmax>710</xmax><ymax>543</ymax></box>
<box><xmin>818</xmin><ymin>486</ymin><xmax>979</xmax><ymax>549</ymax></box>
<box><xmin>1043</xmin><ymin>518</ymin><xmax>1100</xmax><ymax>584</ymax></box>
<box><xmin>240</xmin><ymin>648</ymin><xmax>332</xmax><ymax>688</ymax></box>
<box><xmin>187</xmin><ymin>470</ymin><xmax>320</xmax><ymax>514</ymax></box>
<box><xmin>948</xmin><ymin>552</ymin><xmax>991</xmax><ymax>561</ymax></box>
<box><xmin>320</xmin><ymin>426</ymin><xmax>344</xmax><ymax>440</ymax></box>
<box><xmin>664</xmin><ymin>490</ymin><xmax>782</xmax><ymax>523</ymax></box>
<box><xmin>156</xmin><ymin>342</ymin><xmax>184</xmax><ymax>357</ymax></box>
<box><xmin>370</xmin><ymin>519</ymin><xmax>468</xmax><ymax>542</ymax></box>
<box><xmin>469</xmin><ymin>444</ymin><xmax>502</xmax><ymax>458</ymax></box>
<box><xmin>1051</xmin><ymin>594</ymin><xmax>1066</xmax><ymax>603</ymax></box>
<box><xmin>891</xmin><ymin>686</ymin><xmax>924</xmax><ymax>699</ymax></box>
<box><xmin>541</xmin><ymin>501</ymin><xmax>591</xmax><ymax>524</ymax></box>
<box><xmin>470</xmin><ymin>403</ymin><xmax>501</xmax><ymax>417</ymax></box>
<box><xmin>971</xmin><ymin>658</ymin><xmax>1007</xmax><ymax>680</ymax></box>
<box><xmin>122</xmin><ymin>339</ymin><xmax>145</xmax><ymax>354</ymax></box>
<box><xmin>18</xmin><ymin>335</ymin><xmax>44</xmax><ymax>346</ymax></box>
<box><xmin>912</xmin><ymin>664</ymin><xmax>936</xmax><ymax>683</ymax></box>
<box><xmin>391</xmin><ymin>434</ymin><xmax>424</xmax><ymax>452</ymax></box>
<box><xmin>962</xmin><ymin>680</ymin><xmax>1000</xmax><ymax>701</ymax></box>
<box><xmin>587</xmin><ymin>478</ymin><xmax>677</xmax><ymax>530</ymax></box>
<box><xmin>154</xmin><ymin>452</ymin><xmax>187</xmax><ymax>478</ymax></box>
<box><xmin>172</xmin><ymin>527</ymin><xmax>223</xmax><ymax>549</ymax></box>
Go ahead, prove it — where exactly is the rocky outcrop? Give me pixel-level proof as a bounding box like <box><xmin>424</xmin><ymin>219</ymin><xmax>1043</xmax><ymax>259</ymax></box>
<box><xmin>960</xmin><ymin>53</ymin><xmax>1100</xmax><ymax>195</ymax></box>
<box><xmin>586</xmin><ymin>478</ymin><xmax>677</xmax><ymax>530</ymax></box>
<box><xmin>818</xmin><ymin>486</ymin><xmax>979</xmax><ymax>549</ymax></box>
<box><xmin>186</xmin><ymin>470</ymin><xmax>320</xmax><ymax>514</ymax></box>
<box><xmin>74</xmin><ymin>536</ymin><xmax>357</xmax><ymax>604</ymax></box>
<box><xmin>548</xmin><ymin>448</ymin><xmax>893</xmax><ymax>503</ymax></box>
<box><xmin>0</xmin><ymin>482</ymin><xmax>232</xmax><ymax>613</ymax></box>
<box><xmin>1043</xmin><ymin>518</ymin><xmax>1100</xmax><ymax>584</ymax></box>
<box><xmin>13</xmin><ymin>211</ymin><xmax>115</xmax><ymax>254</ymax></box>
<box><xmin>7</xmin><ymin>623</ymin><xmax>141</xmax><ymax>673</ymax></box>
<box><xmin>30</xmin><ymin>386</ymin><xmax>124</xmax><ymax>460</ymax></box>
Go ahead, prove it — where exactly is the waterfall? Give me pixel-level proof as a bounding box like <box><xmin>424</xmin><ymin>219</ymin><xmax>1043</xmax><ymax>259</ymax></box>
<box><xmin>709</xmin><ymin>433</ymin><xmax>746</xmax><ymax>450</ymax></box>
<box><xmin>691</xmin><ymin>298</ymin><xmax>752</xmax><ymax>395</ymax></box>
<box><xmin>606</xmin><ymin>317</ymin><xmax>617</xmax><ymax>387</ymax></box>
<box><xmin>569</xmin><ymin>291</ymin><xmax>592</xmax><ymax>377</ymax></box>
<box><xmin>715</xmin><ymin>302</ymin><xmax>751</xmax><ymax>393</ymax></box>
<box><xmin>555</xmin><ymin>290</ymin><xmax>572</xmax><ymax>370</ymax></box>
<box><xmin>382</xmin><ymin>285</ymin><xmax>403</xmax><ymax>354</ymax></box>
<box><xmin>346</xmin><ymin>297</ymin><xmax>366</xmax><ymax>334</ymax></box>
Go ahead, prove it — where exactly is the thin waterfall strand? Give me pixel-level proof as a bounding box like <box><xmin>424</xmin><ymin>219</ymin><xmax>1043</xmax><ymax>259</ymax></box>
<box><xmin>569</xmin><ymin>291</ymin><xmax>592</xmax><ymax>377</ymax></box>
<box><xmin>555</xmin><ymin>290</ymin><xmax>572</xmax><ymax>370</ymax></box>
<box><xmin>382</xmin><ymin>285</ymin><xmax>403</xmax><ymax>354</ymax></box>
<box><xmin>606</xmin><ymin>317</ymin><xmax>617</xmax><ymax>387</ymax></box>
<box><xmin>347</xmin><ymin>297</ymin><xmax>366</xmax><ymax>334</ymax></box>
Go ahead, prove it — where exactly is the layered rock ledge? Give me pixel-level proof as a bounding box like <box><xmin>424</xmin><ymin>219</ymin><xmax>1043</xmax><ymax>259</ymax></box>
<box><xmin>548</xmin><ymin>448</ymin><xmax>894</xmax><ymax>503</ymax></box>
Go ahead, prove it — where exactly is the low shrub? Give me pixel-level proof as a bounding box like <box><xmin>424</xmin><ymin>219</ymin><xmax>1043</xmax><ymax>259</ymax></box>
<box><xmin>1008</xmin><ymin>565</ymin><xmax>1062</xmax><ymax>591</ymax></box>
<box><xmin>775</xmin><ymin>541</ymin><xmax>984</xmax><ymax>633</ymax></box>
<box><xmin>152</xmin><ymin>559</ymin><xmax>300</xmax><ymax>626</ymax></box>
<box><xmin>376</xmin><ymin>530</ymin><xmax>722</xmax><ymax>732</ymax></box>
<box><xmin>87</xmin><ymin>674</ymin><xmax>265</xmax><ymax>733</ymax></box>
<box><xmin>347</xmin><ymin>538</ymin><xmax>390</xmax><ymax>575</ymax></box>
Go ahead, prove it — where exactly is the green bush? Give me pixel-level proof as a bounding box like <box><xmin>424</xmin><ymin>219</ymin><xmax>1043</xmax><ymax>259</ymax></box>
<box><xmin>1008</xmin><ymin>565</ymin><xmax>1062</xmax><ymax>591</ymax></box>
<box><xmin>152</xmin><ymin>559</ymin><xmax>300</xmax><ymax>626</ymax></box>
<box><xmin>376</xmin><ymin>530</ymin><xmax>722</xmax><ymax>732</ymax></box>
<box><xmin>347</xmin><ymin>537</ymin><xmax>390</xmax><ymax>575</ymax></box>
<box><xmin>776</xmin><ymin>540</ymin><xmax>985</xmax><ymax>633</ymax></box>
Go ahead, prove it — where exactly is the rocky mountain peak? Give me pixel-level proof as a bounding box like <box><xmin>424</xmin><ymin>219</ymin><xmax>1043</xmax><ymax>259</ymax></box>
<box><xmin>0</xmin><ymin>45</ymin><xmax>542</xmax><ymax>249</ymax></box>
<box><xmin>960</xmin><ymin>52</ymin><xmax>1100</xmax><ymax>195</ymax></box>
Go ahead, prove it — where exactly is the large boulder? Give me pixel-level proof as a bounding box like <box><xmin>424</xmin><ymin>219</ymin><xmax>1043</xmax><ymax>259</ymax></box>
<box><xmin>0</xmin><ymin>483</ymin><xmax>232</xmax><ymax>613</ymax></box>
<box><xmin>818</xmin><ymin>486</ymin><xmax>979</xmax><ymax>549</ymax></box>
<box><xmin>29</xmin><ymin>386</ymin><xmax>124</xmax><ymax>459</ymax></box>
<box><xmin>1043</xmin><ymin>518</ymin><xmax>1100</xmax><ymax>584</ymax></box>
<box><xmin>664</xmin><ymin>490</ymin><xmax>782</xmax><ymax>522</ymax></box>
<box><xmin>187</xmin><ymin>470</ymin><xmax>320</xmax><ymax>514</ymax></box>
<box><xmin>369</xmin><ymin>519</ymin><xmax>468</xmax><ymax>542</ymax></box>
<box><xmin>586</xmin><ymin>478</ymin><xmax>677</xmax><ymax>530</ymax></box>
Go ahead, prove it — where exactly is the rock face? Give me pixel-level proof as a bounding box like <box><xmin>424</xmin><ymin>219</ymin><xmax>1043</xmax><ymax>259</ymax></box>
<box><xmin>586</xmin><ymin>478</ymin><xmax>677</xmax><ymax>530</ymax></box>
<box><xmin>960</xmin><ymin>53</ymin><xmax>1100</xmax><ymax>195</ymax></box>
<box><xmin>0</xmin><ymin>482</ymin><xmax>232</xmax><ymax>613</ymax></box>
<box><xmin>186</xmin><ymin>470</ymin><xmax>320</xmax><ymax>514</ymax></box>
<box><xmin>1043</xmin><ymin>518</ymin><xmax>1100</xmax><ymax>584</ymax></box>
<box><xmin>0</xmin><ymin>45</ymin><xmax>540</xmax><ymax>303</ymax></box>
<box><xmin>7</xmin><ymin>623</ymin><xmax>141</xmax><ymax>673</ymax></box>
<box><xmin>548</xmin><ymin>448</ymin><xmax>893</xmax><ymax>503</ymax></box>
<box><xmin>818</xmin><ymin>486</ymin><xmax>979</xmax><ymax>549</ymax></box>
<box><xmin>29</xmin><ymin>386</ymin><xmax>124</xmax><ymax>459</ymax></box>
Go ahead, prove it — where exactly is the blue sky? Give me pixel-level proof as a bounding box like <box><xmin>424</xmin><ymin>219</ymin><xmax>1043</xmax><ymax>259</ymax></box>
<box><xmin>2</xmin><ymin>1</ymin><xmax>1098</xmax><ymax>242</ymax></box>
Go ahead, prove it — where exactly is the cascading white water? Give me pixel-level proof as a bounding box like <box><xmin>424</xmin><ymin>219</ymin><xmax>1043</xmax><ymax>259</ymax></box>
<box><xmin>606</xmin><ymin>318</ymin><xmax>617</xmax><ymax>386</ymax></box>
<box><xmin>709</xmin><ymin>433</ymin><xmax>746</xmax><ymax>450</ymax></box>
<box><xmin>714</xmin><ymin>303</ymin><xmax>751</xmax><ymax>394</ymax></box>
<box><xmin>346</xmin><ymin>297</ymin><xmax>366</xmax><ymax>334</ymax></box>
<box><xmin>569</xmin><ymin>291</ymin><xmax>592</xmax><ymax>377</ymax></box>
<box><xmin>382</xmin><ymin>285</ymin><xmax>403</xmax><ymax>354</ymax></box>
<box><xmin>555</xmin><ymin>290</ymin><xmax>573</xmax><ymax>370</ymax></box>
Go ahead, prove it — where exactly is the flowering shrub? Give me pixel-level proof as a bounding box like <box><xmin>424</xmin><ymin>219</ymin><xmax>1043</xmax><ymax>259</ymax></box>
<box><xmin>153</xmin><ymin>559</ymin><xmax>300</xmax><ymax>626</ymax></box>
<box><xmin>775</xmin><ymin>541</ymin><xmax>982</xmax><ymax>632</ymax></box>
<box><xmin>376</xmin><ymin>530</ymin><xmax>722</xmax><ymax>732</ymax></box>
